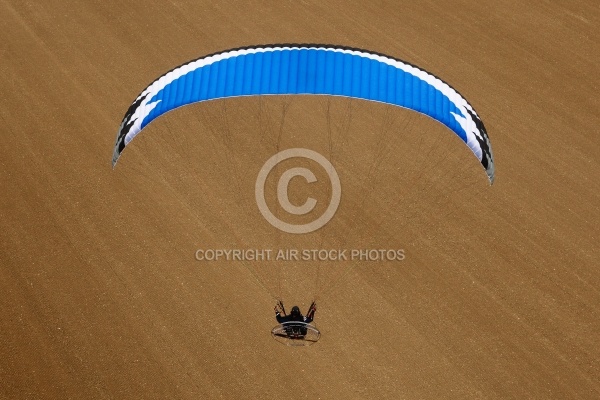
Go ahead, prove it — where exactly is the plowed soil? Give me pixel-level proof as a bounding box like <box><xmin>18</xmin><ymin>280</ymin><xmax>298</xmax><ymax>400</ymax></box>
<box><xmin>1</xmin><ymin>1</ymin><xmax>599</xmax><ymax>398</ymax></box>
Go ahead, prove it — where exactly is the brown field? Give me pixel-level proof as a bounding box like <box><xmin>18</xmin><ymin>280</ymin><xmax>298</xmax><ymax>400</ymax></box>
<box><xmin>1</xmin><ymin>1</ymin><xmax>599</xmax><ymax>398</ymax></box>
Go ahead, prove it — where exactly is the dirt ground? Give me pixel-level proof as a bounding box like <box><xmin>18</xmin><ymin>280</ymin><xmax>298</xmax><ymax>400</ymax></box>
<box><xmin>1</xmin><ymin>0</ymin><xmax>599</xmax><ymax>398</ymax></box>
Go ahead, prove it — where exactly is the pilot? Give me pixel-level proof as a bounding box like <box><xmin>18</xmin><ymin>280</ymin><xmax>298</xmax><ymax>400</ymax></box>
<box><xmin>274</xmin><ymin>303</ymin><xmax>316</xmax><ymax>337</ymax></box>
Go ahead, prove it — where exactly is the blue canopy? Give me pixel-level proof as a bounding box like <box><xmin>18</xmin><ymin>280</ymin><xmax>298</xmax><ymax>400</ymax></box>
<box><xmin>113</xmin><ymin>45</ymin><xmax>494</xmax><ymax>183</ymax></box>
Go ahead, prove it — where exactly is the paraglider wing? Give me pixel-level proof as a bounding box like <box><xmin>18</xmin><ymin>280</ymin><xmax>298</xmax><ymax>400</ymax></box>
<box><xmin>113</xmin><ymin>45</ymin><xmax>495</xmax><ymax>183</ymax></box>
